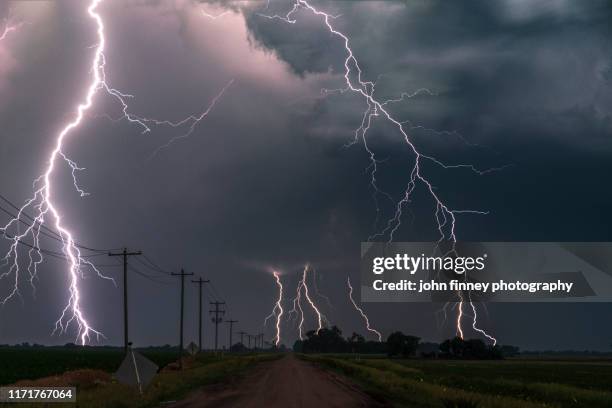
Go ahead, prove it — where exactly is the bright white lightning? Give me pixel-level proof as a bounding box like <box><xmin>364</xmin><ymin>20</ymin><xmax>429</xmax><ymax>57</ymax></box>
<box><xmin>1</xmin><ymin>0</ymin><xmax>231</xmax><ymax>344</ymax></box>
<box><xmin>264</xmin><ymin>270</ymin><xmax>284</xmax><ymax>346</ymax></box>
<box><xmin>301</xmin><ymin>264</ymin><xmax>325</xmax><ymax>332</ymax></box>
<box><xmin>1</xmin><ymin>0</ymin><xmax>114</xmax><ymax>344</ymax></box>
<box><xmin>287</xmin><ymin>263</ymin><xmax>327</xmax><ymax>339</ymax></box>
<box><xmin>469</xmin><ymin>293</ymin><xmax>496</xmax><ymax>345</ymax></box>
<box><xmin>456</xmin><ymin>294</ymin><xmax>465</xmax><ymax>340</ymax></box>
<box><xmin>0</xmin><ymin>22</ymin><xmax>20</xmax><ymax>41</ymax></box>
<box><xmin>259</xmin><ymin>1</ymin><xmax>497</xmax><ymax>344</ymax></box>
<box><xmin>347</xmin><ymin>276</ymin><xmax>381</xmax><ymax>342</ymax></box>
<box><xmin>287</xmin><ymin>270</ymin><xmax>306</xmax><ymax>340</ymax></box>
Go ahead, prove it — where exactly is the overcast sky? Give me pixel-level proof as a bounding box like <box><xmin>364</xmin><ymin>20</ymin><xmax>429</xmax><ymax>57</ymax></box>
<box><xmin>0</xmin><ymin>0</ymin><xmax>611</xmax><ymax>350</ymax></box>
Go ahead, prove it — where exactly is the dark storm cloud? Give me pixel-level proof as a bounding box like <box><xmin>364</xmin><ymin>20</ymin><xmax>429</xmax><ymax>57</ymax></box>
<box><xmin>245</xmin><ymin>0</ymin><xmax>612</xmax><ymax>148</ymax></box>
<box><xmin>0</xmin><ymin>0</ymin><xmax>611</xmax><ymax>351</ymax></box>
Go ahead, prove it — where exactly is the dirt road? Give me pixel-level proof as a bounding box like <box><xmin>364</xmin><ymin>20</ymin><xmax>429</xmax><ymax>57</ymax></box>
<box><xmin>168</xmin><ymin>355</ymin><xmax>384</xmax><ymax>408</ymax></box>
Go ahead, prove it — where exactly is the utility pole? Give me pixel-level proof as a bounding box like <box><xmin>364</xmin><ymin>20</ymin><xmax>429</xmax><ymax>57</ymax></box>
<box><xmin>172</xmin><ymin>269</ymin><xmax>194</xmax><ymax>369</ymax></box>
<box><xmin>209</xmin><ymin>301</ymin><xmax>225</xmax><ymax>351</ymax></box>
<box><xmin>238</xmin><ymin>331</ymin><xmax>247</xmax><ymax>346</ymax></box>
<box><xmin>191</xmin><ymin>277</ymin><xmax>210</xmax><ymax>352</ymax></box>
<box><xmin>108</xmin><ymin>247</ymin><xmax>142</xmax><ymax>352</ymax></box>
<box><xmin>225</xmin><ymin>319</ymin><xmax>237</xmax><ymax>351</ymax></box>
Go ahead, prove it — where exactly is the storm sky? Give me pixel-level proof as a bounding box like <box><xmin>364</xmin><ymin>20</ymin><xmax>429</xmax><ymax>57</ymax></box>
<box><xmin>1</xmin><ymin>0</ymin><xmax>611</xmax><ymax>350</ymax></box>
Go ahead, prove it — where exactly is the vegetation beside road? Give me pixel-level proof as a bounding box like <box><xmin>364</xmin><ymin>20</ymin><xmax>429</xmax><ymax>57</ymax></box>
<box><xmin>8</xmin><ymin>353</ymin><xmax>281</xmax><ymax>408</ymax></box>
<box><xmin>0</xmin><ymin>345</ymin><xmax>178</xmax><ymax>386</ymax></box>
<box><xmin>301</xmin><ymin>354</ymin><xmax>612</xmax><ymax>408</ymax></box>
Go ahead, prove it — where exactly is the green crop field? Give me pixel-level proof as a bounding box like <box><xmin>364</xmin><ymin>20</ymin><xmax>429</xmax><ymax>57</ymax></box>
<box><xmin>0</xmin><ymin>346</ymin><xmax>178</xmax><ymax>386</ymax></box>
<box><xmin>302</xmin><ymin>354</ymin><xmax>612</xmax><ymax>408</ymax></box>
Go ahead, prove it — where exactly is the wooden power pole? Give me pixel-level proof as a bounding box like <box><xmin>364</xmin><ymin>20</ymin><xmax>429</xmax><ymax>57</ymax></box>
<box><xmin>238</xmin><ymin>331</ymin><xmax>247</xmax><ymax>346</ymax></box>
<box><xmin>225</xmin><ymin>319</ymin><xmax>238</xmax><ymax>351</ymax></box>
<box><xmin>172</xmin><ymin>268</ymin><xmax>193</xmax><ymax>369</ymax></box>
<box><xmin>209</xmin><ymin>301</ymin><xmax>225</xmax><ymax>351</ymax></box>
<box><xmin>108</xmin><ymin>247</ymin><xmax>142</xmax><ymax>352</ymax></box>
<box><xmin>191</xmin><ymin>277</ymin><xmax>209</xmax><ymax>352</ymax></box>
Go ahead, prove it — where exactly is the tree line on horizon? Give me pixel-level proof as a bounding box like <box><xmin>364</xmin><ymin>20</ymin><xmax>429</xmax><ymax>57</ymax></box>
<box><xmin>292</xmin><ymin>325</ymin><xmax>520</xmax><ymax>359</ymax></box>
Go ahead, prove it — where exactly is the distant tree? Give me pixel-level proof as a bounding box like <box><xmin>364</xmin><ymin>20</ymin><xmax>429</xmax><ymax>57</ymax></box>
<box><xmin>417</xmin><ymin>342</ymin><xmax>440</xmax><ymax>358</ymax></box>
<box><xmin>464</xmin><ymin>339</ymin><xmax>487</xmax><ymax>359</ymax></box>
<box><xmin>230</xmin><ymin>342</ymin><xmax>248</xmax><ymax>352</ymax></box>
<box><xmin>364</xmin><ymin>340</ymin><xmax>387</xmax><ymax>354</ymax></box>
<box><xmin>450</xmin><ymin>336</ymin><xmax>466</xmax><ymax>357</ymax></box>
<box><xmin>348</xmin><ymin>332</ymin><xmax>365</xmax><ymax>353</ymax></box>
<box><xmin>293</xmin><ymin>340</ymin><xmax>304</xmax><ymax>352</ymax></box>
<box><xmin>301</xmin><ymin>326</ymin><xmax>349</xmax><ymax>353</ymax></box>
<box><xmin>386</xmin><ymin>332</ymin><xmax>420</xmax><ymax>357</ymax></box>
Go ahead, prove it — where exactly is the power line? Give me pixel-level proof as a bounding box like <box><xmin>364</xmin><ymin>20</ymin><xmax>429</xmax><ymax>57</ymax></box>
<box><xmin>134</xmin><ymin>255</ymin><xmax>171</xmax><ymax>277</ymax></box>
<box><xmin>142</xmin><ymin>254</ymin><xmax>171</xmax><ymax>274</ymax></box>
<box><xmin>127</xmin><ymin>265</ymin><xmax>174</xmax><ymax>285</ymax></box>
<box><xmin>0</xmin><ymin>193</ymin><xmax>117</xmax><ymax>253</ymax></box>
<box><xmin>208</xmin><ymin>280</ymin><xmax>225</xmax><ymax>302</ymax></box>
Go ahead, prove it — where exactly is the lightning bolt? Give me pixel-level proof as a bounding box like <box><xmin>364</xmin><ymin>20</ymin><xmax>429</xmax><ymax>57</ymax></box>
<box><xmin>287</xmin><ymin>263</ymin><xmax>327</xmax><ymax>339</ymax></box>
<box><xmin>347</xmin><ymin>276</ymin><xmax>381</xmax><ymax>342</ymax></box>
<box><xmin>264</xmin><ymin>270</ymin><xmax>284</xmax><ymax>346</ymax></box>
<box><xmin>1</xmin><ymin>13</ymin><xmax>22</xmax><ymax>42</ymax></box>
<box><xmin>1</xmin><ymin>0</ymin><xmax>230</xmax><ymax>344</ymax></box>
<box><xmin>456</xmin><ymin>294</ymin><xmax>465</xmax><ymax>340</ymax></box>
<box><xmin>258</xmin><ymin>1</ymin><xmax>497</xmax><ymax>344</ymax></box>
<box><xmin>1</xmin><ymin>0</ymin><xmax>115</xmax><ymax>344</ymax></box>
<box><xmin>300</xmin><ymin>264</ymin><xmax>325</xmax><ymax>332</ymax></box>
<box><xmin>287</xmin><ymin>269</ymin><xmax>306</xmax><ymax>340</ymax></box>
<box><xmin>0</xmin><ymin>24</ymin><xmax>18</xmax><ymax>41</ymax></box>
<box><xmin>200</xmin><ymin>7</ymin><xmax>231</xmax><ymax>20</ymax></box>
<box><xmin>147</xmin><ymin>79</ymin><xmax>234</xmax><ymax>159</ymax></box>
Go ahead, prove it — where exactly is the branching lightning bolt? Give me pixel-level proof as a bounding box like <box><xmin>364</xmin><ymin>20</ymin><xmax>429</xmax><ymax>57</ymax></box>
<box><xmin>0</xmin><ymin>23</ymin><xmax>19</xmax><ymax>41</ymax></box>
<box><xmin>264</xmin><ymin>270</ymin><xmax>284</xmax><ymax>346</ymax></box>
<box><xmin>1</xmin><ymin>0</ymin><xmax>231</xmax><ymax>344</ymax></box>
<box><xmin>347</xmin><ymin>276</ymin><xmax>381</xmax><ymax>342</ymax></box>
<box><xmin>1</xmin><ymin>0</ymin><xmax>115</xmax><ymax>344</ymax></box>
<box><xmin>147</xmin><ymin>79</ymin><xmax>234</xmax><ymax>159</ymax></box>
<box><xmin>259</xmin><ymin>1</ymin><xmax>497</xmax><ymax>344</ymax></box>
<box><xmin>287</xmin><ymin>269</ymin><xmax>306</xmax><ymax>339</ymax></box>
<box><xmin>1</xmin><ymin>11</ymin><xmax>23</xmax><ymax>42</ymax></box>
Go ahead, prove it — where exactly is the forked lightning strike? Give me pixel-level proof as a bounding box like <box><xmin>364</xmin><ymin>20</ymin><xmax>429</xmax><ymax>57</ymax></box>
<box><xmin>288</xmin><ymin>264</ymin><xmax>326</xmax><ymax>340</ymax></box>
<box><xmin>264</xmin><ymin>270</ymin><xmax>284</xmax><ymax>346</ymax></box>
<box><xmin>347</xmin><ymin>276</ymin><xmax>381</xmax><ymax>342</ymax></box>
<box><xmin>287</xmin><ymin>269</ymin><xmax>306</xmax><ymax>340</ymax></box>
<box><xmin>259</xmin><ymin>1</ymin><xmax>497</xmax><ymax>344</ymax></box>
<box><xmin>0</xmin><ymin>0</ymin><xmax>230</xmax><ymax>344</ymax></box>
<box><xmin>1</xmin><ymin>22</ymin><xmax>20</xmax><ymax>41</ymax></box>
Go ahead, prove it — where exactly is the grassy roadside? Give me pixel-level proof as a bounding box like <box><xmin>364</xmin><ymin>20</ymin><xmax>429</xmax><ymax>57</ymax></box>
<box><xmin>0</xmin><ymin>347</ymin><xmax>179</xmax><ymax>386</ymax></box>
<box><xmin>5</xmin><ymin>353</ymin><xmax>282</xmax><ymax>408</ymax></box>
<box><xmin>299</xmin><ymin>354</ymin><xmax>612</xmax><ymax>408</ymax></box>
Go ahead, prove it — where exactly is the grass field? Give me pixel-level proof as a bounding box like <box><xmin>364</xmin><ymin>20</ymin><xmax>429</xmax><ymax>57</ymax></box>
<box><xmin>0</xmin><ymin>346</ymin><xmax>179</xmax><ymax>386</ymax></box>
<box><xmin>5</xmin><ymin>353</ymin><xmax>281</xmax><ymax>408</ymax></box>
<box><xmin>301</xmin><ymin>354</ymin><xmax>612</xmax><ymax>408</ymax></box>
